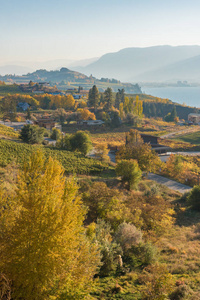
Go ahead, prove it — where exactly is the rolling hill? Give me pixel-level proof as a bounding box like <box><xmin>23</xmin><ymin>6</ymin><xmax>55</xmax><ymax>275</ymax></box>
<box><xmin>0</xmin><ymin>68</ymin><xmax>142</xmax><ymax>94</ymax></box>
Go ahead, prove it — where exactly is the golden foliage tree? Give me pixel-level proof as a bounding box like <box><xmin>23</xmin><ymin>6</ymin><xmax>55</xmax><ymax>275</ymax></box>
<box><xmin>0</xmin><ymin>152</ymin><xmax>100</xmax><ymax>299</ymax></box>
<box><xmin>77</xmin><ymin>108</ymin><xmax>96</xmax><ymax>120</ymax></box>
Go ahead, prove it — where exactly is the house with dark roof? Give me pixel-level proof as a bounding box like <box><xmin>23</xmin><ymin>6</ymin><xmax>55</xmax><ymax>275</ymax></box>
<box><xmin>17</xmin><ymin>102</ymin><xmax>30</xmax><ymax>111</ymax></box>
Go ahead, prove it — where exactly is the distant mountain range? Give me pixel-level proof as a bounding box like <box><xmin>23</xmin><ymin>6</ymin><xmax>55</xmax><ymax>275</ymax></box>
<box><xmin>75</xmin><ymin>45</ymin><xmax>200</xmax><ymax>83</ymax></box>
<box><xmin>2</xmin><ymin>45</ymin><xmax>200</xmax><ymax>83</ymax></box>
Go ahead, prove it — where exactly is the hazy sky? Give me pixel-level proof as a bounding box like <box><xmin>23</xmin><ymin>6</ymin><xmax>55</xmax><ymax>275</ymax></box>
<box><xmin>1</xmin><ymin>0</ymin><xmax>200</xmax><ymax>63</ymax></box>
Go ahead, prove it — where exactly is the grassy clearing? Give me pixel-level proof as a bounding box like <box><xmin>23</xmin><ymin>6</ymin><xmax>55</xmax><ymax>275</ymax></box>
<box><xmin>174</xmin><ymin>131</ymin><xmax>200</xmax><ymax>145</ymax></box>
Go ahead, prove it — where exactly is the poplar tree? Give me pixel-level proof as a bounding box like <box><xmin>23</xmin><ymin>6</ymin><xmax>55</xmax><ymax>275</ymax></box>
<box><xmin>0</xmin><ymin>152</ymin><xmax>100</xmax><ymax>299</ymax></box>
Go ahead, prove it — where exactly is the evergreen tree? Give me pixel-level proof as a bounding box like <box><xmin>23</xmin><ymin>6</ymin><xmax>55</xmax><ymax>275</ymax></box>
<box><xmin>104</xmin><ymin>87</ymin><xmax>114</xmax><ymax>111</ymax></box>
<box><xmin>171</xmin><ymin>105</ymin><xmax>177</xmax><ymax>120</ymax></box>
<box><xmin>19</xmin><ymin>124</ymin><xmax>44</xmax><ymax>144</ymax></box>
<box><xmin>115</xmin><ymin>88</ymin><xmax>125</xmax><ymax>109</ymax></box>
<box><xmin>165</xmin><ymin>106</ymin><xmax>178</xmax><ymax>122</ymax></box>
<box><xmin>26</xmin><ymin>107</ymin><xmax>31</xmax><ymax>120</ymax></box>
<box><xmin>88</xmin><ymin>85</ymin><xmax>99</xmax><ymax>109</ymax></box>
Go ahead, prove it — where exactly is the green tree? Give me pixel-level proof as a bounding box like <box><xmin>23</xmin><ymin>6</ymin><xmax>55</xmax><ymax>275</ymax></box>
<box><xmin>19</xmin><ymin>124</ymin><xmax>44</xmax><ymax>144</ymax></box>
<box><xmin>87</xmin><ymin>220</ymin><xmax>122</xmax><ymax>277</ymax></box>
<box><xmin>70</xmin><ymin>131</ymin><xmax>92</xmax><ymax>155</ymax></box>
<box><xmin>26</xmin><ymin>107</ymin><xmax>31</xmax><ymax>120</ymax></box>
<box><xmin>110</xmin><ymin>110</ymin><xmax>121</xmax><ymax>127</ymax></box>
<box><xmin>115</xmin><ymin>88</ymin><xmax>125</xmax><ymax>109</ymax></box>
<box><xmin>50</xmin><ymin>127</ymin><xmax>62</xmax><ymax>141</ymax></box>
<box><xmin>88</xmin><ymin>85</ymin><xmax>99</xmax><ymax>110</ymax></box>
<box><xmin>40</xmin><ymin>96</ymin><xmax>51</xmax><ymax>109</ymax></box>
<box><xmin>165</xmin><ymin>106</ymin><xmax>178</xmax><ymax>122</ymax></box>
<box><xmin>116</xmin><ymin>159</ymin><xmax>142</xmax><ymax>190</ymax></box>
<box><xmin>0</xmin><ymin>152</ymin><xmax>100</xmax><ymax>299</ymax></box>
<box><xmin>187</xmin><ymin>185</ymin><xmax>200</xmax><ymax>211</ymax></box>
<box><xmin>104</xmin><ymin>87</ymin><xmax>114</xmax><ymax>111</ymax></box>
<box><xmin>1</xmin><ymin>97</ymin><xmax>17</xmax><ymax>122</ymax></box>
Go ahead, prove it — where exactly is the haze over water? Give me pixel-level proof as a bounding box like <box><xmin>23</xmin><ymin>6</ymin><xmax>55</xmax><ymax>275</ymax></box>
<box><xmin>143</xmin><ymin>87</ymin><xmax>200</xmax><ymax>108</ymax></box>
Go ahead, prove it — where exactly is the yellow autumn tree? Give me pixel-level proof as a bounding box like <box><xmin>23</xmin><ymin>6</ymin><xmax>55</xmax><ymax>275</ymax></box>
<box><xmin>133</xmin><ymin>95</ymin><xmax>143</xmax><ymax>118</ymax></box>
<box><xmin>0</xmin><ymin>151</ymin><xmax>100</xmax><ymax>300</ymax></box>
<box><xmin>77</xmin><ymin>108</ymin><xmax>96</xmax><ymax>120</ymax></box>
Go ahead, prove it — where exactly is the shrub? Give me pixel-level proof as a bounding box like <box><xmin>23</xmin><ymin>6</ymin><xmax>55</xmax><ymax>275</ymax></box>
<box><xmin>169</xmin><ymin>284</ymin><xmax>191</xmax><ymax>300</ymax></box>
<box><xmin>95</xmin><ymin>220</ymin><xmax>122</xmax><ymax>277</ymax></box>
<box><xmin>115</xmin><ymin>222</ymin><xmax>142</xmax><ymax>253</ymax></box>
<box><xmin>130</xmin><ymin>242</ymin><xmax>158</xmax><ymax>267</ymax></box>
<box><xmin>140</xmin><ymin>264</ymin><xmax>174</xmax><ymax>300</ymax></box>
<box><xmin>116</xmin><ymin>159</ymin><xmax>142</xmax><ymax>190</ymax></box>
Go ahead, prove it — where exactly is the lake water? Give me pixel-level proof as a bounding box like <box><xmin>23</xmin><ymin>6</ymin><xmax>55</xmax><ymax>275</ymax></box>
<box><xmin>143</xmin><ymin>87</ymin><xmax>200</xmax><ymax>108</ymax></box>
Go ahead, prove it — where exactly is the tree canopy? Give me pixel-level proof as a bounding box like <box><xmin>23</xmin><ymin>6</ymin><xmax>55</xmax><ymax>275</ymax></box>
<box><xmin>0</xmin><ymin>151</ymin><xmax>100</xmax><ymax>299</ymax></box>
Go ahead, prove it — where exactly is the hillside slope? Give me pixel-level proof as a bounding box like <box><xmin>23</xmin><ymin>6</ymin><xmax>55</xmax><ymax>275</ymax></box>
<box><xmin>77</xmin><ymin>45</ymin><xmax>200</xmax><ymax>82</ymax></box>
<box><xmin>136</xmin><ymin>55</ymin><xmax>200</xmax><ymax>82</ymax></box>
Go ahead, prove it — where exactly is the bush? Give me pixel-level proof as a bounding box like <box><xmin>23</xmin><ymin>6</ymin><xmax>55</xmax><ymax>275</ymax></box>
<box><xmin>187</xmin><ymin>185</ymin><xmax>200</xmax><ymax>211</ymax></box>
<box><xmin>130</xmin><ymin>242</ymin><xmax>158</xmax><ymax>267</ymax></box>
<box><xmin>140</xmin><ymin>264</ymin><xmax>174</xmax><ymax>300</ymax></box>
<box><xmin>115</xmin><ymin>222</ymin><xmax>142</xmax><ymax>253</ymax></box>
<box><xmin>169</xmin><ymin>284</ymin><xmax>191</xmax><ymax>300</ymax></box>
<box><xmin>95</xmin><ymin>220</ymin><xmax>122</xmax><ymax>277</ymax></box>
<box><xmin>116</xmin><ymin>159</ymin><xmax>142</xmax><ymax>190</ymax></box>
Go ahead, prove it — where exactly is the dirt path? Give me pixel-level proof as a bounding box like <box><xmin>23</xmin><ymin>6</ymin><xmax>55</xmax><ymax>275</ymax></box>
<box><xmin>148</xmin><ymin>173</ymin><xmax>192</xmax><ymax>194</ymax></box>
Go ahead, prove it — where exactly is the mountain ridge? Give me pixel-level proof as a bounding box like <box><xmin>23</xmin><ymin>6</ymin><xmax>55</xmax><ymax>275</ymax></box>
<box><xmin>75</xmin><ymin>45</ymin><xmax>200</xmax><ymax>82</ymax></box>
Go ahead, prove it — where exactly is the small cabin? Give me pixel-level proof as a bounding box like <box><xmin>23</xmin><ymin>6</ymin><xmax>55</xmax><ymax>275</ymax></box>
<box><xmin>141</xmin><ymin>134</ymin><xmax>159</xmax><ymax>145</ymax></box>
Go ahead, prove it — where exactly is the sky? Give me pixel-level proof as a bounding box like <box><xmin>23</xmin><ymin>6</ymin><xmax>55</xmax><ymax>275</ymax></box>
<box><xmin>1</xmin><ymin>0</ymin><xmax>200</xmax><ymax>64</ymax></box>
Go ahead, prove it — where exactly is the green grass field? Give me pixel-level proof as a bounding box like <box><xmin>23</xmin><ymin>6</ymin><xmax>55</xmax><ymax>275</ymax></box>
<box><xmin>174</xmin><ymin>130</ymin><xmax>200</xmax><ymax>144</ymax></box>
